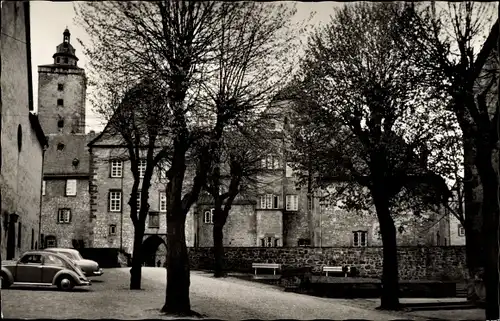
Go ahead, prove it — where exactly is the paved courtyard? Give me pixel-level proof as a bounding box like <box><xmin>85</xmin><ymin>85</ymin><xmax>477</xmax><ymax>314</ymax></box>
<box><xmin>1</xmin><ymin>267</ymin><xmax>481</xmax><ymax>320</ymax></box>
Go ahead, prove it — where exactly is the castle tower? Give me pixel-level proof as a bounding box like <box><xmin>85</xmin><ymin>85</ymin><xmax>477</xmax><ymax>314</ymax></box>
<box><xmin>37</xmin><ymin>28</ymin><xmax>86</xmax><ymax>135</ymax></box>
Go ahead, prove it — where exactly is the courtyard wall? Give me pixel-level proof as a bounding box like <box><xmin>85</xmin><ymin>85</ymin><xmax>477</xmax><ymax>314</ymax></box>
<box><xmin>188</xmin><ymin>245</ymin><xmax>467</xmax><ymax>281</ymax></box>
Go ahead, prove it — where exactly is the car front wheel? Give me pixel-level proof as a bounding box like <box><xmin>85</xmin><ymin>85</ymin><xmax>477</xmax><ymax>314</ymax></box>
<box><xmin>0</xmin><ymin>273</ymin><xmax>11</xmax><ymax>289</ymax></box>
<box><xmin>57</xmin><ymin>276</ymin><xmax>75</xmax><ymax>291</ymax></box>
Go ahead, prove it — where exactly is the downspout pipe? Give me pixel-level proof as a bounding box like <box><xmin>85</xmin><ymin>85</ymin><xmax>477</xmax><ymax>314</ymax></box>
<box><xmin>39</xmin><ymin>145</ymin><xmax>47</xmax><ymax>249</ymax></box>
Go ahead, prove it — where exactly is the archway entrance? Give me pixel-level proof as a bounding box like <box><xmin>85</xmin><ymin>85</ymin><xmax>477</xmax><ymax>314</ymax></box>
<box><xmin>142</xmin><ymin>235</ymin><xmax>167</xmax><ymax>267</ymax></box>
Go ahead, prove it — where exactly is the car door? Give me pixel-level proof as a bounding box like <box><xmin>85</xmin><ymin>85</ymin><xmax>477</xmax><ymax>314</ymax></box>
<box><xmin>15</xmin><ymin>254</ymin><xmax>43</xmax><ymax>283</ymax></box>
<box><xmin>42</xmin><ymin>254</ymin><xmax>66</xmax><ymax>284</ymax></box>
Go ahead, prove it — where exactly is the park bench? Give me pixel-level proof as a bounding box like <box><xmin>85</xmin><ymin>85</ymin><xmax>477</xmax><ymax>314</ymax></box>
<box><xmin>252</xmin><ymin>263</ymin><xmax>281</xmax><ymax>276</ymax></box>
<box><xmin>323</xmin><ymin>265</ymin><xmax>350</xmax><ymax>277</ymax></box>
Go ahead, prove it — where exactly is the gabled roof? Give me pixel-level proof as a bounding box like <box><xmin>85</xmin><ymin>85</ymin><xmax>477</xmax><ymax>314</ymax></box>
<box><xmin>28</xmin><ymin>113</ymin><xmax>48</xmax><ymax>148</ymax></box>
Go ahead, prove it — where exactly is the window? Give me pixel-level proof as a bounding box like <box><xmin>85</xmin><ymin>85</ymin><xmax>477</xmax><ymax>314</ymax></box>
<box><xmin>20</xmin><ymin>254</ymin><xmax>43</xmax><ymax>264</ymax></box>
<box><xmin>109</xmin><ymin>191</ymin><xmax>122</xmax><ymax>212</ymax></box>
<box><xmin>57</xmin><ymin>83</ymin><xmax>64</xmax><ymax>91</ymax></box>
<box><xmin>159</xmin><ymin>192</ymin><xmax>167</xmax><ymax>212</ymax></box>
<box><xmin>57</xmin><ymin>119</ymin><xmax>64</xmax><ymax>129</ymax></box>
<box><xmin>110</xmin><ymin>160</ymin><xmax>123</xmax><ymax>178</ymax></box>
<box><xmin>57</xmin><ymin>208</ymin><xmax>71</xmax><ymax>223</ymax></box>
<box><xmin>259</xmin><ymin>194</ymin><xmax>279</xmax><ymax>209</ymax></box>
<box><xmin>262</xmin><ymin>155</ymin><xmax>281</xmax><ymax>169</ymax></box>
<box><xmin>57</xmin><ymin>99</ymin><xmax>64</xmax><ymax>106</ymax></box>
<box><xmin>63</xmin><ymin>57</ymin><xmax>68</xmax><ymax>64</ymax></box>
<box><xmin>17</xmin><ymin>222</ymin><xmax>22</xmax><ymax>248</ymax></box>
<box><xmin>298</xmin><ymin>238</ymin><xmax>311</xmax><ymax>247</ymax></box>
<box><xmin>285</xmin><ymin>163</ymin><xmax>293</xmax><ymax>177</ymax></box>
<box><xmin>138</xmin><ymin>159</ymin><xmax>147</xmax><ymax>178</ymax></box>
<box><xmin>307</xmin><ymin>195</ymin><xmax>314</xmax><ymax>211</ymax></box>
<box><xmin>45</xmin><ymin>236</ymin><xmax>57</xmax><ymax>248</ymax></box>
<box><xmin>31</xmin><ymin>228</ymin><xmax>34</xmax><ymax>249</ymax></box>
<box><xmin>204</xmin><ymin>209</ymin><xmax>214</xmax><ymax>224</ymax></box>
<box><xmin>42</xmin><ymin>180</ymin><xmax>46</xmax><ymax>196</ymax></box>
<box><xmin>65</xmin><ymin>179</ymin><xmax>77</xmax><ymax>196</ymax></box>
<box><xmin>285</xmin><ymin>195</ymin><xmax>299</xmax><ymax>211</ymax></box>
<box><xmin>17</xmin><ymin>124</ymin><xmax>22</xmax><ymax>152</ymax></box>
<box><xmin>260</xmin><ymin>237</ymin><xmax>279</xmax><ymax>247</ymax></box>
<box><xmin>458</xmin><ymin>224</ymin><xmax>465</xmax><ymax>237</ymax></box>
<box><xmin>56</xmin><ymin>57</ymin><xmax>60</xmax><ymax>63</ymax></box>
<box><xmin>148</xmin><ymin>212</ymin><xmax>160</xmax><ymax>228</ymax></box>
<box><xmin>44</xmin><ymin>254</ymin><xmax>65</xmax><ymax>267</ymax></box>
<box><xmin>57</xmin><ymin>142</ymin><xmax>65</xmax><ymax>150</ymax></box>
<box><xmin>109</xmin><ymin>224</ymin><xmax>117</xmax><ymax>236</ymax></box>
<box><xmin>353</xmin><ymin>231</ymin><xmax>367</xmax><ymax>247</ymax></box>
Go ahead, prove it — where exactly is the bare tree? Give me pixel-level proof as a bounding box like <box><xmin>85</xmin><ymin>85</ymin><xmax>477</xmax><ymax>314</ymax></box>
<box><xmin>204</xmin><ymin>116</ymin><xmax>277</xmax><ymax>277</ymax></box>
<box><xmin>75</xmin><ymin>1</ymin><xmax>301</xmax><ymax>315</ymax></box>
<box><xmin>288</xmin><ymin>2</ymin><xmax>451</xmax><ymax>310</ymax></box>
<box><xmin>396</xmin><ymin>2</ymin><xmax>499</xmax><ymax>315</ymax></box>
<box><xmin>95</xmin><ymin>78</ymin><xmax>172</xmax><ymax>289</ymax></box>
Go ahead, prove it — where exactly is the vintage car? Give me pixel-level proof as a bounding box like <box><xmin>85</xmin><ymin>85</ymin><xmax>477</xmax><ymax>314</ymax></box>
<box><xmin>0</xmin><ymin>250</ymin><xmax>91</xmax><ymax>291</ymax></box>
<box><xmin>44</xmin><ymin>248</ymin><xmax>103</xmax><ymax>277</ymax></box>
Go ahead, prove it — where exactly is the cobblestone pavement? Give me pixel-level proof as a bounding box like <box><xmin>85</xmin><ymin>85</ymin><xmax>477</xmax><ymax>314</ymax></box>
<box><xmin>136</xmin><ymin>268</ymin><xmax>428</xmax><ymax>320</ymax></box>
<box><xmin>1</xmin><ymin>268</ymin><xmax>172</xmax><ymax>319</ymax></box>
<box><xmin>2</xmin><ymin>267</ymin><xmax>443</xmax><ymax>320</ymax></box>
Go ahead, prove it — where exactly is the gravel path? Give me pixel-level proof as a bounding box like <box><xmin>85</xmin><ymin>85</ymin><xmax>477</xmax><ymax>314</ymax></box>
<box><xmin>3</xmin><ymin>267</ymin><xmax>446</xmax><ymax>320</ymax></box>
<box><xmin>135</xmin><ymin>268</ymin><xmax>425</xmax><ymax>320</ymax></box>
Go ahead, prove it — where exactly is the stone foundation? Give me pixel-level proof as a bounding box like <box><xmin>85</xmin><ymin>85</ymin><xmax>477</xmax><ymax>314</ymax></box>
<box><xmin>188</xmin><ymin>246</ymin><xmax>467</xmax><ymax>281</ymax></box>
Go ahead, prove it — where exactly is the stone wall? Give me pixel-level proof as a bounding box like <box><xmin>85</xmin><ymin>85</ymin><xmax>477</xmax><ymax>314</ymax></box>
<box><xmin>188</xmin><ymin>246</ymin><xmax>467</xmax><ymax>281</ymax></box>
<box><xmin>41</xmin><ymin>178</ymin><xmax>90</xmax><ymax>248</ymax></box>
<box><xmin>89</xmin><ymin>145</ymin><xmax>195</xmax><ymax>253</ymax></box>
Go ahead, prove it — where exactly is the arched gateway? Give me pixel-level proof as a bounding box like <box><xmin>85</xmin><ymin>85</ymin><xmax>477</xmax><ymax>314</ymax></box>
<box><xmin>142</xmin><ymin>234</ymin><xmax>167</xmax><ymax>267</ymax></box>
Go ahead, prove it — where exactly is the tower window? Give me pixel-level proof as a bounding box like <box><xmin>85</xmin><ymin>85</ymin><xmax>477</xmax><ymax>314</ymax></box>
<box><xmin>63</xmin><ymin>57</ymin><xmax>68</xmax><ymax>64</ymax></box>
<box><xmin>57</xmin><ymin>118</ymin><xmax>64</xmax><ymax>129</ymax></box>
<box><xmin>56</xmin><ymin>57</ymin><xmax>60</xmax><ymax>63</ymax></box>
<box><xmin>57</xmin><ymin>99</ymin><xmax>64</xmax><ymax>106</ymax></box>
<box><xmin>58</xmin><ymin>84</ymin><xmax>64</xmax><ymax>91</ymax></box>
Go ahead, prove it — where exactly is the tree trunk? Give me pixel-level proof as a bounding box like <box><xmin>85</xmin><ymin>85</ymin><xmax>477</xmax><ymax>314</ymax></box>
<box><xmin>373</xmin><ymin>192</ymin><xmax>400</xmax><ymax>310</ymax></box>
<box><xmin>213</xmin><ymin>222</ymin><xmax>226</xmax><ymax>277</ymax></box>
<box><xmin>161</xmin><ymin>216</ymin><xmax>192</xmax><ymax>316</ymax></box>
<box><xmin>130</xmin><ymin>224</ymin><xmax>145</xmax><ymax>290</ymax></box>
<box><xmin>475</xmin><ymin>148</ymin><xmax>499</xmax><ymax>320</ymax></box>
<box><xmin>463</xmin><ymin>141</ymin><xmax>485</xmax><ymax>302</ymax></box>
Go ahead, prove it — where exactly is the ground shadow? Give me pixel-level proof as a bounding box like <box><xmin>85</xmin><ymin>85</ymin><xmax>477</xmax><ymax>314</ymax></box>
<box><xmin>5</xmin><ymin>286</ymin><xmax>91</xmax><ymax>292</ymax></box>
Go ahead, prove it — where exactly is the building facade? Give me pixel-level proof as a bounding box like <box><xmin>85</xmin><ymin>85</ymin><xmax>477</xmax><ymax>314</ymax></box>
<box><xmin>38</xmin><ymin>29</ymin><xmax>92</xmax><ymax>249</ymax></box>
<box><xmin>1</xmin><ymin>1</ymin><xmax>48</xmax><ymax>259</ymax></box>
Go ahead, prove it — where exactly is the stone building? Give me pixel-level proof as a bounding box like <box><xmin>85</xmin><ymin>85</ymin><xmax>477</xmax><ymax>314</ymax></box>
<box><xmin>87</xmin><ymin>131</ymin><xmax>178</xmax><ymax>267</ymax></box>
<box><xmin>194</xmin><ymin>100</ymin><xmax>450</xmax><ymax>249</ymax></box>
<box><xmin>38</xmin><ymin>29</ymin><xmax>92</xmax><ymax>249</ymax></box>
<box><xmin>1</xmin><ymin>1</ymin><xmax>48</xmax><ymax>259</ymax></box>
<box><xmin>84</xmin><ymin>93</ymin><xmax>452</xmax><ymax>264</ymax></box>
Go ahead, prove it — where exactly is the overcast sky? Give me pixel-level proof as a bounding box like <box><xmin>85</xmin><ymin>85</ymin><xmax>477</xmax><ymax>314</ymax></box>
<box><xmin>30</xmin><ymin>1</ymin><xmax>344</xmax><ymax>133</ymax></box>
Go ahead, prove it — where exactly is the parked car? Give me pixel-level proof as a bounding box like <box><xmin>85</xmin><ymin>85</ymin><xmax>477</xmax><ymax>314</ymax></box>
<box><xmin>0</xmin><ymin>250</ymin><xmax>91</xmax><ymax>291</ymax></box>
<box><xmin>44</xmin><ymin>248</ymin><xmax>103</xmax><ymax>277</ymax></box>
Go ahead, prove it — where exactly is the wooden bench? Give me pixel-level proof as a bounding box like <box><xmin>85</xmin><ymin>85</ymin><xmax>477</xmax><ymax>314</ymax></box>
<box><xmin>323</xmin><ymin>266</ymin><xmax>350</xmax><ymax>277</ymax></box>
<box><xmin>252</xmin><ymin>263</ymin><xmax>281</xmax><ymax>276</ymax></box>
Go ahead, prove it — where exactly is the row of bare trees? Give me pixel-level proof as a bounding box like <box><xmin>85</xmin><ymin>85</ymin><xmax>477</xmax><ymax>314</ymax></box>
<box><xmin>76</xmin><ymin>0</ymin><xmax>499</xmax><ymax>318</ymax></box>
<box><xmin>286</xmin><ymin>1</ymin><xmax>499</xmax><ymax>318</ymax></box>
<box><xmin>75</xmin><ymin>1</ymin><xmax>303</xmax><ymax>315</ymax></box>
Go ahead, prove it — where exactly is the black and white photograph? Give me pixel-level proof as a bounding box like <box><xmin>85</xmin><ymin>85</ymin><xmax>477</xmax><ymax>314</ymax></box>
<box><xmin>0</xmin><ymin>1</ymin><xmax>499</xmax><ymax>320</ymax></box>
